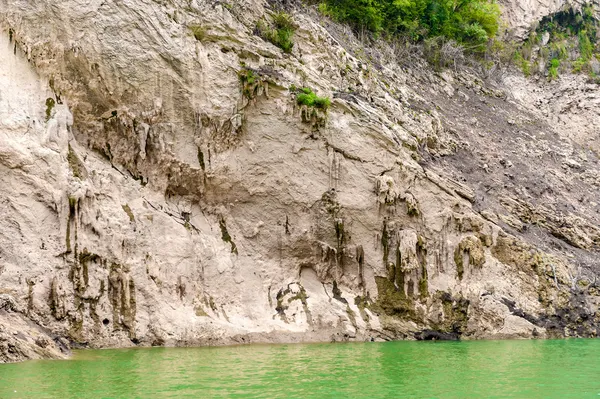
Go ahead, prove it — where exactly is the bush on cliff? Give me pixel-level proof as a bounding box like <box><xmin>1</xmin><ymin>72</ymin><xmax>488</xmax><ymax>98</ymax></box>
<box><xmin>319</xmin><ymin>0</ymin><xmax>500</xmax><ymax>50</ymax></box>
<box><xmin>256</xmin><ymin>11</ymin><xmax>297</xmax><ymax>53</ymax></box>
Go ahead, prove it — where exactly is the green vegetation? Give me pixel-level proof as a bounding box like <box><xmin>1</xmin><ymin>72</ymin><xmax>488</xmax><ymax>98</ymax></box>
<box><xmin>238</xmin><ymin>68</ymin><xmax>263</xmax><ymax>99</ymax></box>
<box><xmin>256</xmin><ymin>11</ymin><xmax>296</xmax><ymax>53</ymax></box>
<box><xmin>67</xmin><ymin>145</ymin><xmax>84</xmax><ymax>179</ymax></box>
<box><xmin>292</xmin><ymin>87</ymin><xmax>331</xmax><ymax>128</ymax></box>
<box><xmin>374</xmin><ymin>276</ymin><xmax>415</xmax><ymax>318</ymax></box>
<box><xmin>548</xmin><ymin>58</ymin><xmax>560</xmax><ymax>79</ymax></box>
<box><xmin>515</xmin><ymin>5</ymin><xmax>600</xmax><ymax>80</ymax></box>
<box><xmin>434</xmin><ymin>291</ymin><xmax>469</xmax><ymax>333</ymax></box>
<box><xmin>454</xmin><ymin>236</ymin><xmax>485</xmax><ymax>280</ymax></box>
<box><xmin>514</xmin><ymin>51</ymin><xmax>531</xmax><ymax>76</ymax></box>
<box><xmin>194</xmin><ymin>305</ymin><xmax>209</xmax><ymax>317</ymax></box>
<box><xmin>579</xmin><ymin>30</ymin><xmax>593</xmax><ymax>61</ymax></box>
<box><xmin>319</xmin><ymin>0</ymin><xmax>500</xmax><ymax>50</ymax></box>
<box><xmin>288</xmin><ymin>286</ymin><xmax>309</xmax><ymax>304</ymax></box>
<box><xmin>296</xmin><ymin>87</ymin><xmax>331</xmax><ymax>111</ymax></box>
<box><xmin>121</xmin><ymin>204</ymin><xmax>135</xmax><ymax>223</ymax></box>
<box><xmin>418</xmin><ymin>276</ymin><xmax>428</xmax><ymax>298</ymax></box>
<box><xmin>572</xmin><ymin>57</ymin><xmax>588</xmax><ymax>73</ymax></box>
<box><xmin>189</xmin><ymin>25</ymin><xmax>206</xmax><ymax>41</ymax></box>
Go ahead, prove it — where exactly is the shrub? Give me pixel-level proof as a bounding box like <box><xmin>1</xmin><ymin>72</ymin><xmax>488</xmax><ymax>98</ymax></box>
<box><xmin>238</xmin><ymin>68</ymin><xmax>262</xmax><ymax>99</ymax></box>
<box><xmin>514</xmin><ymin>52</ymin><xmax>531</xmax><ymax>76</ymax></box>
<box><xmin>424</xmin><ymin>37</ymin><xmax>465</xmax><ymax>70</ymax></box>
<box><xmin>320</xmin><ymin>0</ymin><xmax>500</xmax><ymax>50</ymax></box>
<box><xmin>294</xmin><ymin>87</ymin><xmax>331</xmax><ymax>128</ymax></box>
<box><xmin>272</xmin><ymin>11</ymin><xmax>295</xmax><ymax>30</ymax></box>
<box><xmin>489</xmin><ymin>39</ymin><xmax>517</xmax><ymax>64</ymax></box>
<box><xmin>548</xmin><ymin>58</ymin><xmax>560</xmax><ymax>79</ymax></box>
<box><xmin>579</xmin><ymin>30</ymin><xmax>593</xmax><ymax>61</ymax></box>
<box><xmin>256</xmin><ymin>11</ymin><xmax>296</xmax><ymax>53</ymax></box>
<box><xmin>239</xmin><ymin>68</ymin><xmax>257</xmax><ymax>85</ymax></box>
<box><xmin>319</xmin><ymin>0</ymin><xmax>384</xmax><ymax>33</ymax></box>
<box><xmin>549</xmin><ymin>41</ymin><xmax>568</xmax><ymax>60</ymax></box>
<box><xmin>296</xmin><ymin>88</ymin><xmax>331</xmax><ymax>111</ymax></box>
<box><xmin>572</xmin><ymin>57</ymin><xmax>589</xmax><ymax>73</ymax></box>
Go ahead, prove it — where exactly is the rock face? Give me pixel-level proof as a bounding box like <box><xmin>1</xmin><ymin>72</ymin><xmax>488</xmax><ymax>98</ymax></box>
<box><xmin>498</xmin><ymin>0</ymin><xmax>596</xmax><ymax>38</ymax></box>
<box><xmin>0</xmin><ymin>0</ymin><xmax>599</xmax><ymax>362</ymax></box>
<box><xmin>0</xmin><ymin>295</ymin><xmax>69</xmax><ymax>362</ymax></box>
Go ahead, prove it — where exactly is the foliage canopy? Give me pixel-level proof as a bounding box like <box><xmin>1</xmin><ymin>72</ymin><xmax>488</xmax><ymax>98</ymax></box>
<box><xmin>320</xmin><ymin>0</ymin><xmax>500</xmax><ymax>49</ymax></box>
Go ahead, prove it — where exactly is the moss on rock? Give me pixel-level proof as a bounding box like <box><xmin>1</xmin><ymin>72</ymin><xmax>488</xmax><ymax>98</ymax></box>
<box><xmin>121</xmin><ymin>204</ymin><xmax>135</xmax><ymax>223</ymax></box>
<box><xmin>374</xmin><ymin>276</ymin><xmax>414</xmax><ymax>318</ymax></box>
<box><xmin>454</xmin><ymin>235</ymin><xmax>485</xmax><ymax>280</ymax></box>
<box><xmin>67</xmin><ymin>145</ymin><xmax>86</xmax><ymax>180</ymax></box>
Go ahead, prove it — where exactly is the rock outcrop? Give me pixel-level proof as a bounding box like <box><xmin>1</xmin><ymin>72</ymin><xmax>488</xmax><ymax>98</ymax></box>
<box><xmin>498</xmin><ymin>0</ymin><xmax>598</xmax><ymax>38</ymax></box>
<box><xmin>0</xmin><ymin>0</ymin><xmax>599</xmax><ymax>362</ymax></box>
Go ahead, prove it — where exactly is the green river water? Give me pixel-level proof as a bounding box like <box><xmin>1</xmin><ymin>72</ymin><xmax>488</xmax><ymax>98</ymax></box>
<box><xmin>0</xmin><ymin>339</ymin><xmax>599</xmax><ymax>398</ymax></box>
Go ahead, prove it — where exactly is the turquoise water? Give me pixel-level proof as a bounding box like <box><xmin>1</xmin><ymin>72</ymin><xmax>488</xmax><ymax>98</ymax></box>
<box><xmin>1</xmin><ymin>339</ymin><xmax>599</xmax><ymax>398</ymax></box>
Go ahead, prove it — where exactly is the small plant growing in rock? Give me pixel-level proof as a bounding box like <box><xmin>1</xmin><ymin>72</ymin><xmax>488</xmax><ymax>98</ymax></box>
<box><xmin>256</xmin><ymin>11</ymin><xmax>296</xmax><ymax>54</ymax></box>
<box><xmin>296</xmin><ymin>87</ymin><xmax>331</xmax><ymax>111</ymax></box>
<box><xmin>189</xmin><ymin>25</ymin><xmax>206</xmax><ymax>41</ymax></box>
<box><xmin>579</xmin><ymin>30</ymin><xmax>594</xmax><ymax>61</ymax></box>
<box><xmin>513</xmin><ymin>52</ymin><xmax>531</xmax><ymax>77</ymax></box>
<box><xmin>548</xmin><ymin>58</ymin><xmax>560</xmax><ymax>80</ymax></box>
<box><xmin>572</xmin><ymin>57</ymin><xmax>589</xmax><ymax>73</ymax></box>
<box><xmin>238</xmin><ymin>68</ymin><xmax>264</xmax><ymax>99</ymax></box>
<box><xmin>293</xmin><ymin>87</ymin><xmax>331</xmax><ymax>128</ymax></box>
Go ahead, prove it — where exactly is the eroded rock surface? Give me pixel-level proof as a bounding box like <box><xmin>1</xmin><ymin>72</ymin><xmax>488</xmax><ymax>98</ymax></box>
<box><xmin>498</xmin><ymin>0</ymin><xmax>595</xmax><ymax>38</ymax></box>
<box><xmin>0</xmin><ymin>0</ymin><xmax>599</xmax><ymax>362</ymax></box>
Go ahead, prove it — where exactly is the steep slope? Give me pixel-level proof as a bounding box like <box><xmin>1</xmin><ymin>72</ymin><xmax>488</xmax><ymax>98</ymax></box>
<box><xmin>0</xmin><ymin>0</ymin><xmax>598</xmax><ymax>362</ymax></box>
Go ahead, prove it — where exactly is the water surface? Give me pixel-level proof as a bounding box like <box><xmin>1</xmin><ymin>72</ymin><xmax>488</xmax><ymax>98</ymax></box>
<box><xmin>1</xmin><ymin>339</ymin><xmax>599</xmax><ymax>398</ymax></box>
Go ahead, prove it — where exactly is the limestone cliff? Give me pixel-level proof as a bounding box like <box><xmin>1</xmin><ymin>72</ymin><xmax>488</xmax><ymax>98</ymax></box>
<box><xmin>499</xmin><ymin>0</ymin><xmax>597</xmax><ymax>38</ymax></box>
<box><xmin>1</xmin><ymin>0</ymin><xmax>599</xmax><ymax>363</ymax></box>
